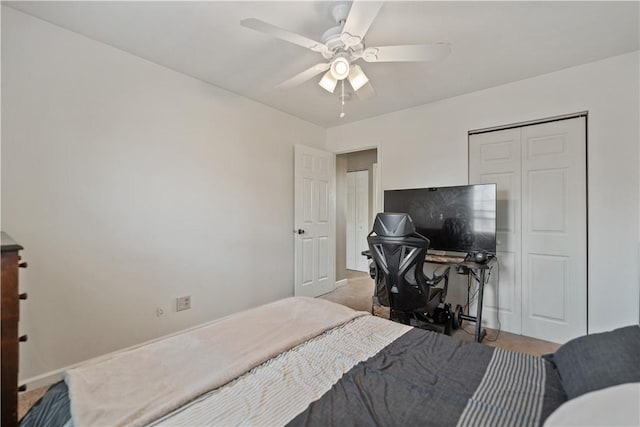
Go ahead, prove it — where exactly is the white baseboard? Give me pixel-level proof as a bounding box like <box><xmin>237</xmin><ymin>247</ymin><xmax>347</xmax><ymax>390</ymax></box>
<box><xmin>335</xmin><ymin>279</ymin><xmax>348</xmax><ymax>288</ymax></box>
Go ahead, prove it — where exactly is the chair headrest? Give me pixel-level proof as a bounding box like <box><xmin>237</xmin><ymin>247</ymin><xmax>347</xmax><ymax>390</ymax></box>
<box><xmin>372</xmin><ymin>213</ymin><xmax>416</xmax><ymax>237</ymax></box>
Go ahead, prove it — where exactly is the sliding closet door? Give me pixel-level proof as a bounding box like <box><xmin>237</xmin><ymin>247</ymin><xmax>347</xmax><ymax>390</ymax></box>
<box><xmin>469</xmin><ymin>128</ymin><xmax>523</xmax><ymax>335</ymax></box>
<box><xmin>521</xmin><ymin>118</ymin><xmax>587</xmax><ymax>343</ymax></box>
<box><xmin>469</xmin><ymin>116</ymin><xmax>587</xmax><ymax>343</ymax></box>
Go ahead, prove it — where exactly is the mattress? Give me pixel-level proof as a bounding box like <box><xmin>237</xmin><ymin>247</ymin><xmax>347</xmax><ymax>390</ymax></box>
<box><xmin>21</xmin><ymin>297</ymin><xmax>578</xmax><ymax>427</ymax></box>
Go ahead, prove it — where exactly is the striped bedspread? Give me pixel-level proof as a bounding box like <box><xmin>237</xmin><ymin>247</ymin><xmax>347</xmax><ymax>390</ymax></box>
<box><xmin>458</xmin><ymin>348</ymin><xmax>551</xmax><ymax>426</ymax></box>
<box><xmin>288</xmin><ymin>328</ymin><xmax>565</xmax><ymax>427</ymax></box>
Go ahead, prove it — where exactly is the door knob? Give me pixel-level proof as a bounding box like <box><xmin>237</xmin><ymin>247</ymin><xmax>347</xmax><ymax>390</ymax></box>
<box><xmin>295</xmin><ymin>229</ymin><xmax>305</xmax><ymax>235</ymax></box>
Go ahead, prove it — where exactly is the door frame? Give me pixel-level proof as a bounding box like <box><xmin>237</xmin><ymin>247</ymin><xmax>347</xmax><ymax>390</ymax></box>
<box><xmin>334</xmin><ymin>146</ymin><xmax>380</xmax><ymax>281</ymax></box>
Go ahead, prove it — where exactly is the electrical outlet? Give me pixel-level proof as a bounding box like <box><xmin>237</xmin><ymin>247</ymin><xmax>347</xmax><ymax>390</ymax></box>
<box><xmin>156</xmin><ymin>307</ymin><xmax>165</xmax><ymax>317</ymax></box>
<box><xmin>176</xmin><ymin>296</ymin><xmax>191</xmax><ymax>312</ymax></box>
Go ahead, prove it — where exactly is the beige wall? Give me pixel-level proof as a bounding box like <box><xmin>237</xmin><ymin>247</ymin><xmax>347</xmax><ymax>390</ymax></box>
<box><xmin>1</xmin><ymin>7</ymin><xmax>326</xmax><ymax>384</ymax></box>
<box><xmin>327</xmin><ymin>52</ymin><xmax>640</xmax><ymax>333</ymax></box>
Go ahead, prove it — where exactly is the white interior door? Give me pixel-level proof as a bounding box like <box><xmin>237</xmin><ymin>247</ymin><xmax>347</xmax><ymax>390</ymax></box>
<box><xmin>469</xmin><ymin>116</ymin><xmax>587</xmax><ymax>343</ymax></box>
<box><xmin>469</xmin><ymin>128</ymin><xmax>523</xmax><ymax>335</ymax></box>
<box><xmin>294</xmin><ymin>144</ymin><xmax>336</xmax><ymax>297</ymax></box>
<box><xmin>346</xmin><ymin>170</ymin><xmax>369</xmax><ymax>272</ymax></box>
<box><xmin>521</xmin><ymin>118</ymin><xmax>587</xmax><ymax>343</ymax></box>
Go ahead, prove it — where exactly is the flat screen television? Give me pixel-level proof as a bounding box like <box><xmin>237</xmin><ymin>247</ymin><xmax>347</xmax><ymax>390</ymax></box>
<box><xmin>383</xmin><ymin>184</ymin><xmax>497</xmax><ymax>254</ymax></box>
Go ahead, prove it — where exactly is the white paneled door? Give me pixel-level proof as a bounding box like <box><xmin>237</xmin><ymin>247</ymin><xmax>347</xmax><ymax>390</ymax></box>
<box><xmin>520</xmin><ymin>119</ymin><xmax>587</xmax><ymax>342</ymax></box>
<box><xmin>346</xmin><ymin>170</ymin><xmax>369</xmax><ymax>272</ymax></box>
<box><xmin>294</xmin><ymin>145</ymin><xmax>336</xmax><ymax>297</ymax></box>
<box><xmin>469</xmin><ymin>128</ymin><xmax>523</xmax><ymax>336</ymax></box>
<box><xmin>469</xmin><ymin>116</ymin><xmax>587</xmax><ymax>343</ymax></box>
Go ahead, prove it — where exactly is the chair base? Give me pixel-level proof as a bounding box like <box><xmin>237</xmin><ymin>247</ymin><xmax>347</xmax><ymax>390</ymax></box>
<box><xmin>387</xmin><ymin>303</ymin><xmax>453</xmax><ymax>336</ymax></box>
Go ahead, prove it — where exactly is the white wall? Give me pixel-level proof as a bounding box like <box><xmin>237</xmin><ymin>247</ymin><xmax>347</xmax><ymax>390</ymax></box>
<box><xmin>1</xmin><ymin>7</ymin><xmax>325</xmax><ymax>383</ymax></box>
<box><xmin>327</xmin><ymin>51</ymin><xmax>640</xmax><ymax>334</ymax></box>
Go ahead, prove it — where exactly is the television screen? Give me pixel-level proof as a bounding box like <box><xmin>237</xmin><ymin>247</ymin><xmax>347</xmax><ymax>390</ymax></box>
<box><xmin>383</xmin><ymin>184</ymin><xmax>496</xmax><ymax>253</ymax></box>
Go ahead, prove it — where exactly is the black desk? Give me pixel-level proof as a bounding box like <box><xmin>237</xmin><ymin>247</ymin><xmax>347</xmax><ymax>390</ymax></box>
<box><xmin>361</xmin><ymin>250</ymin><xmax>495</xmax><ymax>343</ymax></box>
<box><xmin>424</xmin><ymin>255</ymin><xmax>495</xmax><ymax>343</ymax></box>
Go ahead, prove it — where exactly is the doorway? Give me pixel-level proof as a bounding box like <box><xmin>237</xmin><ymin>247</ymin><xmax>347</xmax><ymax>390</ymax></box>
<box><xmin>336</xmin><ymin>149</ymin><xmax>378</xmax><ymax>281</ymax></box>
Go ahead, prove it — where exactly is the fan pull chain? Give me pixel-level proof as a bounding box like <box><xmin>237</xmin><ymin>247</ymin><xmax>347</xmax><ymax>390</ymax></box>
<box><xmin>339</xmin><ymin>80</ymin><xmax>346</xmax><ymax>118</ymax></box>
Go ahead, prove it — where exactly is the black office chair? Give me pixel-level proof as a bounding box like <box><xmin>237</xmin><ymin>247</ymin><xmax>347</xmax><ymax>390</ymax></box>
<box><xmin>367</xmin><ymin>212</ymin><xmax>453</xmax><ymax>335</ymax></box>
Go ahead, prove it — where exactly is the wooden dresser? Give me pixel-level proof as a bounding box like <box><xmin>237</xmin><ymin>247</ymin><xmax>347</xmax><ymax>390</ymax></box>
<box><xmin>1</xmin><ymin>232</ymin><xmax>28</xmax><ymax>427</ymax></box>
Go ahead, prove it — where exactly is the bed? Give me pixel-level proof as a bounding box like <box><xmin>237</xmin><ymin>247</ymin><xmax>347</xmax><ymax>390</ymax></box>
<box><xmin>20</xmin><ymin>297</ymin><xmax>640</xmax><ymax>426</ymax></box>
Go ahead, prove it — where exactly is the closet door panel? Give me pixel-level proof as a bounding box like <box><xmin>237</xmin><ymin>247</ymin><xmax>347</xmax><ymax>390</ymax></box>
<box><xmin>469</xmin><ymin>128</ymin><xmax>522</xmax><ymax>334</ymax></box>
<box><xmin>521</xmin><ymin>117</ymin><xmax>587</xmax><ymax>343</ymax></box>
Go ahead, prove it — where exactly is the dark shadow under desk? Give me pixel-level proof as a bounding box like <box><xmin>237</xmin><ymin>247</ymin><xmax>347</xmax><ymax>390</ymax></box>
<box><xmin>424</xmin><ymin>255</ymin><xmax>496</xmax><ymax>343</ymax></box>
<box><xmin>362</xmin><ymin>249</ymin><xmax>496</xmax><ymax>343</ymax></box>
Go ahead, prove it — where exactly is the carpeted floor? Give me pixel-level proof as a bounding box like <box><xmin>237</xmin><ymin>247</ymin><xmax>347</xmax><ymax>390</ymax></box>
<box><xmin>319</xmin><ymin>270</ymin><xmax>376</xmax><ymax>312</ymax></box>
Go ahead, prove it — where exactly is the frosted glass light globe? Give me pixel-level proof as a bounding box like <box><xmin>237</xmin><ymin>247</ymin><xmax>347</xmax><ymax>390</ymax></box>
<box><xmin>330</xmin><ymin>57</ymin><xmax>350</xmax><ymax>80</ymax></box>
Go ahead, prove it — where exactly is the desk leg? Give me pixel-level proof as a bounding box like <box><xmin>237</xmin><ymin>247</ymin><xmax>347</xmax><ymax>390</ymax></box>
<box><xmin>475</xmin><ymin>269</ymin><xmax>487</xmax><ymax>343</ymax></box>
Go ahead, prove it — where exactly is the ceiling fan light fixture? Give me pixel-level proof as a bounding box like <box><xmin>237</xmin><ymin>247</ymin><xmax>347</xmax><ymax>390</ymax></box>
<box><xmin>348</xmin><ymin>65</ymin><xmax>369</xmax><ymax>92</ymax></box>
<box><xmin>318</xmin><ymin>71</ymin><xmax>338</xmax><ymax>93</ymax></box>
<box><xmin>329</xmin><ymin>57</ymin><xmax>350</xmax><ymax>80</ymax></box>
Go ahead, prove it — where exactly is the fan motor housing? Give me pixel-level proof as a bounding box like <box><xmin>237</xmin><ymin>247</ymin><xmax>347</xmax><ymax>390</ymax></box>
<box><xmin>321</xmin><ymin>25</ymin><xmax>344</xmax><ymax>54</ymax></box>
<box><xmin>320</xmin><ymin>3</ymin><xmax>363</xmax><ymax>59</ymax></box>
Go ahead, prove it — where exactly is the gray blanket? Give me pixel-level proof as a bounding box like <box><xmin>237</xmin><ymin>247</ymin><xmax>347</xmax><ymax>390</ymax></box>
<box><xmin>288</xmin><ymin>328</ymin><xmax>566</xmax><ymax>426</ymax></box>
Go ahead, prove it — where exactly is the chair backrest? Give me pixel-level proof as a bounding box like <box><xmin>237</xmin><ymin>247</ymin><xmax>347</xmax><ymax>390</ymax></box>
<box><xmin>367</xmin><ymin>213</ymin><xmax>433</xmax><ymax>312</ymax></box>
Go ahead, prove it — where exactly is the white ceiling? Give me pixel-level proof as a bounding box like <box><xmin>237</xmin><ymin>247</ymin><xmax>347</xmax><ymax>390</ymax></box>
<box><xmin>5</xmin><ymin>1</ymin><xmax>639</xmax><ymax>128</ymax></box>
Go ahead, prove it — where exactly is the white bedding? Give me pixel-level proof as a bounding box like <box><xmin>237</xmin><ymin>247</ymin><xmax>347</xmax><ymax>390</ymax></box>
<box><xmin>65</xmin><ymin>297</ymin><xmax>367</xmax><ymax>427</ymax></box>
<box><xmin>152</xmin><ymin>315</ymin><xmax>411</xmax><ymax>426</ymax></box>
<box><xmin>543</xmin><ymin>383</ymin><xmax>640</xmax><ymax>427</ymax></box>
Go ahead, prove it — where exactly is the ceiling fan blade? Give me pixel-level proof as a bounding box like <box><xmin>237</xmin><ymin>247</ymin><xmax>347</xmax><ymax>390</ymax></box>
<box><xmin>275</xmin><ymin>63</ymin><xmax>331</xmax><ymax>90</ymax></box>
<box><xmin>363</xmin><ymin>43</ymin><xmax>451</xmax><ymax>63</ymax></box>
<box><xmin>341</xmin><ymin>1</ymin><xmax>384</xmax><ymax>47</ymax></box>
<box><xmin>241</xmin><ymin>18</ymin><xmax>329</xmax><ymax>55</ymax></box>
<box><xmin>354</xmin><ymin>81</ymin><xmax>375</xmax><ymax>100</ymax></box>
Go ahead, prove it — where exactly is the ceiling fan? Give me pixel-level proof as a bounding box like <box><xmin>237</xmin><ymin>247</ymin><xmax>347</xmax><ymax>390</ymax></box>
<box><xmin>240</xmin><ymin>1</ymin><xmax>451</xmax><ymax>97</ymax></box>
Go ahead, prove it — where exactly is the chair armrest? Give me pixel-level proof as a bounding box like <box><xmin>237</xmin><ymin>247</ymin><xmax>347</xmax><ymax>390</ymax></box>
<box><xmin>369</xmin><ymin>261</ymin><xmax>377</xmax><ymax>280</ymax></box>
